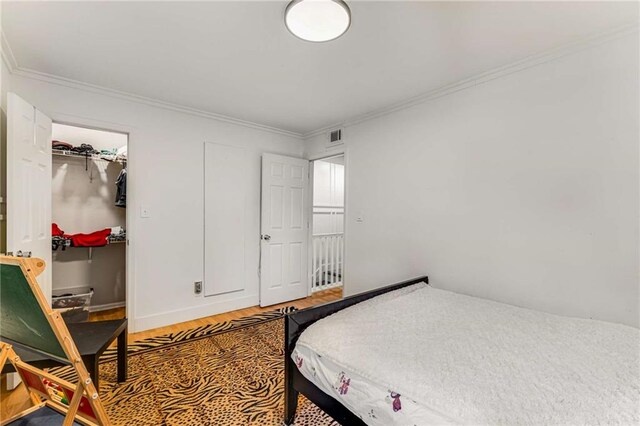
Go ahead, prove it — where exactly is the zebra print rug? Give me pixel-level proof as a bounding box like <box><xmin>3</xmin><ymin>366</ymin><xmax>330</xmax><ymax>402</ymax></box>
<box><xmin>50</xmin><ymin>308</ymin><xmax>336</xmax><ymax>425</ymax></box>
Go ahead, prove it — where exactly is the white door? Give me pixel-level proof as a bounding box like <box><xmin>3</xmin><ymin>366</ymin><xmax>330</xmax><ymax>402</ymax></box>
<box><xmin>260</xmin><ymin>154</ymin><xmax>309</xmax><ymax>307</ymax></box>
<box><xmin>7</xmin><ymin>93</ymin><xmax>53</xmax><ymax>302</ymax></box>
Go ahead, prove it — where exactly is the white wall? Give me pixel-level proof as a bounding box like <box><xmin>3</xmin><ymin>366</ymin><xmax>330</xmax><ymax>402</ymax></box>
<box><xmin>313</xmin><ymin>157</ymin><xmax>345</xmax><ymax>235</ymax></box>
<box><xmin>0</xmin><ymin>8</ymin><xmax>9</xmax><ymax>252</ymax></box>
<box><xmin>313</xmin><ymin>158</ymin><xmax>344</xmax><ymax>207</ymax></box>
<box><xmin>306</xmin><ymin>33</ymin><xmax>639</xmax><ymax>327</ymax></box>
<box><xmin>0</xmin><ymin>61</ymin><xmax>8</xmax><ymax>254</ymax></box>
<box><xmin>8</xmin><ymin>72</ymin><xmax>303</xmax><ymax>331</ymax></box>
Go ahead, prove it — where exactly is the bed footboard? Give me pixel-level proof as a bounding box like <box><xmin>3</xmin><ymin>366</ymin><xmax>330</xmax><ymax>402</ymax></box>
<box><xmin>284</xmin><ymin>275</ymin><xmax>428</xmax><ymax>425</ymax></box>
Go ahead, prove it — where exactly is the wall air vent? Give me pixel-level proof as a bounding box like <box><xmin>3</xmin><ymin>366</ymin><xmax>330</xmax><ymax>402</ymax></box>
<box><xmin>329</xmin><ymin>129</ymin><xmax>342</xmax><ymax>144</ymax></box>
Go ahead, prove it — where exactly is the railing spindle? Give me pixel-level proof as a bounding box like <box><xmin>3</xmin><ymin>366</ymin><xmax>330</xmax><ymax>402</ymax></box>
<box><xmin>319</xmin><ymin>238</ymin><xmax>324</xmax><ymax>289</ymax></box>
<box><xmin>312</xmin><ymin>238</ymin><xmax>317</xmax><ymax>289</ymax></box>
<box><xmin>336</xmin><ymin>235</ymin><xmax>340</xmax><ymax>285</ymax></box>
<box><xmin>310</xmin><ymin>233</ymin><xmax>344</xmax><ymax>292</ymax></box>
<box><xmin>338</xmin><ymin>234</ymin><xmax>342</xmax><ymax>284</ymax></box>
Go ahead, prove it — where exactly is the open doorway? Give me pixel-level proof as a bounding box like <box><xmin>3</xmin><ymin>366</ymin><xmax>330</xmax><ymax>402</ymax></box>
<box><xmin>50</xmin><ymin>123</ymin><xmax>127</xmax><ymax>322</ymax></box>
<box><xmin>310</xmin><ymin>155</ymin><xmax>345</xmax><ymax>294</ymax></box>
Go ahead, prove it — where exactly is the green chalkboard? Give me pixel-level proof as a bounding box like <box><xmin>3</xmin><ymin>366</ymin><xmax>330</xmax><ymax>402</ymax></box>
<box><xmin>0</xmin><ymin>263</ymin><xmax>67</xmax><ymax>361</ymax></box>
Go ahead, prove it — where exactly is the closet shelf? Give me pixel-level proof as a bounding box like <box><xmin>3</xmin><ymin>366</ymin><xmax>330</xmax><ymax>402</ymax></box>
<box><xmin>53</xmin><ymin>150</ymin><xmax>126</xmax><ymax>173</ymax></box>
<box><xmin>52</xmin><ymin>150</ymin><xmax>126</xmax><ymax>163</ymax></box>
<box><xmin>53</xmin><ymin>235</ymin><xmax>127</xmax><ymax>260</ymax></box>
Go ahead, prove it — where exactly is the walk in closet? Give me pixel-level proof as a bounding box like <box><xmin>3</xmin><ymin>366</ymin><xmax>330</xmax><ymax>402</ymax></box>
<box><xmin>50</xmin><ymin>123</ymin><xmax>127</xmax><ymax>320</ymax></box>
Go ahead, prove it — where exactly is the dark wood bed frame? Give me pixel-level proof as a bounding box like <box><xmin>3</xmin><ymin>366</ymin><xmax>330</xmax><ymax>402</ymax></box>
<box><xmin>284</xmin><ymin>275</ymin><xmax>429</xmax><ymax>425</ymax></box>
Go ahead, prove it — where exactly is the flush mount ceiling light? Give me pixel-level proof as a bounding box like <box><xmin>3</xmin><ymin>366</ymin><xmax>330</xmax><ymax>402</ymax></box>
<box><xmin>285</xmin><ymin>0</ymin><xmax>351</xmax><ymax>42</ymax></box>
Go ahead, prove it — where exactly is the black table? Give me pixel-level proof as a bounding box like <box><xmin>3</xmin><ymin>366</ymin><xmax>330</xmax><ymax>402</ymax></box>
<box><xmin>2</xmin><ymin>319</ymin><xmax>128</xmax><ymax>392</ymax></box>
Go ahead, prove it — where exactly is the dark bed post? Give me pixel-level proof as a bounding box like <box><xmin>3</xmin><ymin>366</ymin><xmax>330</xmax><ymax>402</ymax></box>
<box><xmin>284</xmin><ymin>315</ymin><xmax>299</xmax><ymax>425</ymax></box>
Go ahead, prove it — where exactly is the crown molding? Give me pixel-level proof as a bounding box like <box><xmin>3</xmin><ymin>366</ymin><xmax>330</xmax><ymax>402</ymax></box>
<box><xmin>1</xmin><ymin>31</ymin><xmax>17</xmax><ymax>73</ymax></box>
<box><xmin>303</xmin><ymin>22</ymin><xmax>640</xmax><ymax>140</ymax></box>
<box><xmin>0</xmin><ymin>32</ymin><xmax>302</xmax><ymax>139</ymax></box>
<box><xmin>3</xmin><ymin>22</ymin><xmax>637</xmax><ymax>141</ymax></box>
<box><xmin>11</xmin><ymin>66</ymin><xmax>303</xmax><ymax>138</ymax></box>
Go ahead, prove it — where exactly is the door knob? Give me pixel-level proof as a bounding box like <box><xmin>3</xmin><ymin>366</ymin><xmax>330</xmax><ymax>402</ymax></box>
<box><xmin>262</xmin><ymin>234</ymin><xmax>271</xmax><ymax>241</ymax></box>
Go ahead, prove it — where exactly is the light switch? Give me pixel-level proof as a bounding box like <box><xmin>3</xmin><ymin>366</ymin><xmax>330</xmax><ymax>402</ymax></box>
<box><xmin>140</xmin><ymin>206</ymin><xmax>151</xmax><ymax>218</ymax></box>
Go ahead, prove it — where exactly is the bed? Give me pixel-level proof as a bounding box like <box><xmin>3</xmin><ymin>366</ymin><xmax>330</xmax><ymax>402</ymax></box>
<box><xmin>284</xmin><ymin>277</ymin><xmax>640</xmax><ymax>425</ymax></box>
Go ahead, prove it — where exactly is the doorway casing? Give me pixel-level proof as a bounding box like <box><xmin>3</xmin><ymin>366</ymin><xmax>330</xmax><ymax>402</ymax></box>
<box><xmin>51</xmin><ymin>114</ymin><xmax>137</xmax><ymax>331</ymax></box>
<box><xmin>307</xmin><ymin>150</ymin><xmax>348</xmax><ymax>297</ymax></box>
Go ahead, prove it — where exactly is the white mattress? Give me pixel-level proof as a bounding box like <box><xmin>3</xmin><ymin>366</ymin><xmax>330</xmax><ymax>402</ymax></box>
<box><xmin>292</xmin><ymin>283</ymin><xmax>640</xmax><ymax>425</ymax></box>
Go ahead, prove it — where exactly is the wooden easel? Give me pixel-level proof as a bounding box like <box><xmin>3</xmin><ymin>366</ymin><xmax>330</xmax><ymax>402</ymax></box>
<box><xmin>0</xmin><ymin>256</ymin><xmax>111</xmax><ymax>425</ymax></box>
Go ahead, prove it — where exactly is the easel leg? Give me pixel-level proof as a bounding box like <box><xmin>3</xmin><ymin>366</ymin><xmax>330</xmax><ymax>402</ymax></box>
<box><xmin>63</xmin><ymin>383</ymin><xmax>84</xmax><ymax>426</ymax></box>
<box><xmin>0</xmin><ymin>347</ymin><xmax>21</xmax><ymax>391</ymax></box>
<box><xmin>0</xmin><ymin>345</ymin><xmax>9</xmax><ymax>372</ymax></box>
<box><xmin>0</xmin><ymin>344</ymin><xmax>22</xmax><ymax>391</ymax></box>
<box><xmin>2</xmin><ymin>345</ymin><xmax>43</xmax><ymax>405</ymax></box>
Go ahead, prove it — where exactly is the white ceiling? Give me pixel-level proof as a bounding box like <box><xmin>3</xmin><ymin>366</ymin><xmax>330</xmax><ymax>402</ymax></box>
<box><xmin>2</xmin><ymin>1</ymin><xmax>637</xmax><ymax>135</ymax></box>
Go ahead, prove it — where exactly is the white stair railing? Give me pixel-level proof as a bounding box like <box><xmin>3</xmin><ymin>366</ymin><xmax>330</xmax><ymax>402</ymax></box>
<box><xmin>311</xmin><ymin>233</ymin><xmax>344</xmax><ymax>292</ymax></box>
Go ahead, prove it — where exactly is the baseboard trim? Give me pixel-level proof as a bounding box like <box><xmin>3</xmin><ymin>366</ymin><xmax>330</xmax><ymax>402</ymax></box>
<box><xmin>133</xmin><ymin>295</ymin><xmax>259</xmax><ymax>332</ymax></box>
<box><xmin>89</xmin><ymin>301</ymin><xmax>126</xmax><ymax>313</ymax></box>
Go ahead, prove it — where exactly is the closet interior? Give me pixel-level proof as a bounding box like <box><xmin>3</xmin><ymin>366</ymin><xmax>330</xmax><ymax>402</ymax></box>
<box><xmin>51</xmin><ymin>123</ymin><xmax>127</xmax><ymax>321</ymax></box>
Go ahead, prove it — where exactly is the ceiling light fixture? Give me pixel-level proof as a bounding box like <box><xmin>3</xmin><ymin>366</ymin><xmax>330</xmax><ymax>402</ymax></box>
<box><xmin>285</xmin><ymin>0</ymin><xmax>351</xmax><ymax>43</ymax></box>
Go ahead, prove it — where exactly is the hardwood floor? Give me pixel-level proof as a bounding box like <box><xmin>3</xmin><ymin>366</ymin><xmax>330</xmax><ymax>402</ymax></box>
<box><xmin>88</xmin><ymin>307</ymin><xmax>127</xmax><ymax>322</ymax></box>
<box><xmin>128</xmin><ymin>287</ymin><xmax>342</xmax><ymax>343</ymax></box>
<box><xmin>1</xmin><ymin>288</ymin><xmax>342</xmax><ymax>422</ymax></box>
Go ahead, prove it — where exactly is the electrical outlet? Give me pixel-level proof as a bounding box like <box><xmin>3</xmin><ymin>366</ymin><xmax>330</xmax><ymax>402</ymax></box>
<box><xmin>194</xmin><ymin>281</ymin><xmax>203</xmax><ymax>295</ymax></box>
<box><xmin>140</xmin><ymin>206</ymin><xmax>151</xmax><ymax>218</ymax></box>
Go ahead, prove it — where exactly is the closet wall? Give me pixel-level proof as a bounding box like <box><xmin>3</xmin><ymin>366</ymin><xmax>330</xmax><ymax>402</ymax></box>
<box><xmin>52</xmin><ymin>124</ymin><xmax>127</xmax><ymax>310</ymax></box>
